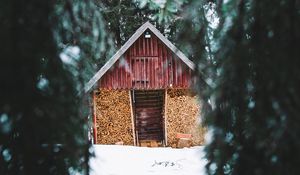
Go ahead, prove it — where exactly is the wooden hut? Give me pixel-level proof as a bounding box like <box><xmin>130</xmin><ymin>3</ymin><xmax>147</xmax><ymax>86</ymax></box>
<box><xmin>85</xmin><ymin>22</ymin><xmax>205</xmax><ymax>147</ymax></box>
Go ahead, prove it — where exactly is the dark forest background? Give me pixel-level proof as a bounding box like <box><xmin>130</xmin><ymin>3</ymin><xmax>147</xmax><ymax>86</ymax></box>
<box><xmin>0</xmin><ymin>0</ymin><xmax>299</xmax><ymax>174</ymax></box>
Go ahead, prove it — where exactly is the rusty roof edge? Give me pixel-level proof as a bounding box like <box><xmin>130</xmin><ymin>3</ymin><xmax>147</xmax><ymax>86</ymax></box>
<box><xmin>84</xmin><ymin>21</ymin><xmax>195</xmax><ymax>93</ymax></box>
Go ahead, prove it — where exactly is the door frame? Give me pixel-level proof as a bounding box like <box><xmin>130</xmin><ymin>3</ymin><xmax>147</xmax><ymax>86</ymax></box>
<box><xmin>131</xmin><ymin>89</ymin><xmax>166</xmax><ymax>146</ymax></box>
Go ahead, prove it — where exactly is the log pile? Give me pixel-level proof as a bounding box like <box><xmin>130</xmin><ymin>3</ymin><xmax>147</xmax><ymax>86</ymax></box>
<box><xmin>166</xmin><ymin>89</ymin><xmax>205</xmax><ymax>147</ymax></box>
<box><xmin>94</xmin><ymin>89</ymin><xmax>134</xmax><ymax>145</ymax></box>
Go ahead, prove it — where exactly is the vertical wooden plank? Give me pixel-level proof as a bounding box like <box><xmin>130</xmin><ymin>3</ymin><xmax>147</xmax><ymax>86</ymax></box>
<box><xmin>122</xmin><ymin>60</ymin><xmax>125</xmax><ymax>89</ymax></box>
<box><xmin>124</xmin><ymin>56</ymin><xmax>127</xmax><ymax>89</ymax></box>
<box><xmin>165</xmin><ymin>49</ymin><xmax>169</xmax><ymax>87</ymax></box>
<box><xmin>92</xmin><ymin>91</ymin><xmax>97</xmax><ymax>144</ymax></box>
<box><xmin>139</xmin><ymin>37</ymin><xmax>142</xmax><ymax>56</ymax></box>
<box><xmin>119</xmin><ymin>60</ymin><xmax>123</xmax><ymax>89</ymax></box>
<box><xmin>138</xmin><ymin>58</ymin><xmax>141</xmax><ymax>89</ymax></box>
<box><xmin>154</xmin><ymin>57</ymin><xmax>158</xmax><ymax>89</ymax></box>
<box><xmin>130</xmin><ymin>54</ymin><xmax>133</xmax><ymax>88</ymax></box>
<box><xmin>154</xmin><ymin>36</ymin><xmax>156</xmax><ymax>56</ymax></box>
<box><xmin>143</xmin><ymin>36</ymin><xmax>145</xmax><ymax>56</ymax></box>
<box><xmin>126</xmin><ymin>53</ymin><xmax>129</xmax><ymax>88</ymax></box>
<box><xmin>134</xmin><ymin>58</ymin><xmax>137</xmax><ymax>89</ymax></box>
<box><xmin>100</xmin><ymin>75</ymin><xmax>103</xmax><ymax>89</ymax></box>
<box><xmin>145</xmin><ymin>37</ymin><xmax>148</xmax><ymax>56</ymax></box>
<box><xmin>161</xmin><ymin>44</ymin><xmax>165</xmax><ymax>88</ymax></box>
<box><xmin>129</xmin><ymin>90</ymin><xmax>136</xmax><ymax>146</ymax></box>
<box><xmin>139</xmin><ymin>37</ymin><xmax>145</xmax><ymax>56</ymax></box>
<box><xmin>117</xmin><ymin>58</ymin><xmax>123</xmax><ymax>89</ymax></box>
<box><xmin>140</xmin><ymin>58</ymin><xmax>143</xmax><ymax>89</ymax></box>
<box><xmin>149</xmin><ymin>36</ymin><xmax>151</xmax><ymax>56</ymax></box>
<box><xmin>104</xmin><ymin>74</ymin><xmax>107</xmax><ymax>89</ymax></box>
<box><xmin>121</xmin><ymin>60</ymin><xmax>124</xmax><ymax>88</ymax></box>
<box><xmin>138</xmin><ymin>58</ymin><xmax>140</xmax><ymax>89</ymax></box>
<box><xmin>151</xmin><ymin>37</ymin><xmax>154</xmax><ymax>56</ymax></box>
<box><xmin>132</xmin><ymin>58</ymin><xmax>134</xmax><ymax>89</ymax></box>
<box><xmin>163</xmin><ymin>47</ymin><xmax>166</xmax><ymax>87</ymax></box>
<box><xmin>143</xmin><ymin>57</ymin><xmax>146</xmax><ymax>89</ymax></box>
<box><xmin>146</xmin><ymin>57</ymin><xmax>148</xmax><ymax>89</ymax></box>
<box><xmin>127</xmin><ymin>53</ymin><xmax>131</xmax><ymax>89</ymax></box>
<box><xmin>158</xmin><ymin>42</ymin><xmax>164</xmax><ymax>88</ymax></box>
<box><xmin>148</xmin><ymin>36</ymin><xmax>150</xmax><ymax>56</ymax></box>
<box><xmin>141</xmin><ymin>58</ymin><xmax>144</xmax><ymax>89</ymax></box>
<box><xmin>169</xmin><ymin>50</ymin><xmax>173</xmax><ymax>86</ymax></box>
<box><xmin>188</xmin><ymin>68</ymin><xmax>192</xmax><ymax>87</ymax></box>
<box><xmin>133</xmin><ymin>57</ymin><xmax>136</xmax><ymax>89</ymax></box>
<box><xmin>178</xmin><ymin>59</ymin><xmax>182</xmax><ymax>87</ymax></box>
<box><xmin>111</xmin><ymin>68</ymin><xmax>114</xmax><ymax>89</ymax></box>
<box><xmin>111</xmin><ymin>67</ymin><xmax>115</xmax><ymax>89</ymax></box>
<box><xmin>153</xmin><ymin>43</ymin><xmax>161</xmax><ymax>89</ymax></box>
<box><xmin>146</xmin><ymin>37</ymin><xmax>148</xmax><ymax>56</ymax></box>
<box><xmin>156</xmin><ymin>36</ymin><xmax>159</xmax><ymax>56</ymax></box>
<box><xmin>149</xmin><ymin>57</ymin><xmax>154</xmax><ymax>88</ymax></box>
<box><xmin>133</xmin><ymin>40</ymin><xmax>136</xmax><ymax>56</ymax></box>
<box><xmin>148</xmin><ymin>37</ymin><xmax>150</xmax><ymax>56</ymax></box>
<box><xmin>159</xmin><ymin>48</ymin><xmax>162</xmax><ymax>88</ymax></box>
<box><xmin>115</xmin><ymin>62</ymin><xmax>119</xmax><ymax>89</ymax></box>
<box><xmin>137</xmin><ymin>40</ymin><xmax>139</xmax><ymax>56</ymax></box>
<box><xmin>152</xmin><ymin>57</ymin><xmax>155</xmax><ymax>88</ymax></box>
<box><xmin>108</xmin><ymin>70</ymin><xmax>111</xmax><ymax>90</ymax></box>
<box><xmin>157</xmin><ymin>43</ymin><xmax>160</xmax><ymax>88</ymax></box>
<box><xmin>143</xmin><ymin>37</ymin><xmax>146</xmax><ymax>56</ymax></box>
<box><xmin>182</xmin><ymin>66</ymin><xmax>187</xmax><ymax>88</ymax></box>
<box><xmin>163</xmin><ymin>44</ymin><xmax>166</xmax><ymax>87</ymax></box>
<box><xmin>116</xmin><ymin>60</ymin><xmax>119</xmax><ymax>88</ymax></box>
<box><xmin>142</xmin><ymin>57</ymin><xmax>144</xmax><ymax>89</ymax></box>
<box><xmin>152</xmin><ymin>39</ymin><xmax>156</xmax><ymax>88</ymax></box>
<box><xmin>137</xmin><ymin>38</ymin><xmax>140</xmax><ymax>56</ymax></box>
<box><xmin>186</xmin><ymin>66</ymin><xmax>190</xmax><ymax>88</ymax></box>
<box><xmin>104</xmin><ymin>71</ymin><xmax>108</xmax><ymax>89</ymax></box>
<box><xmin>172</xmin><ymin>54</ymin><xmax>177</xmax><ymax>87</ymax></box>
<box><xmin>136</xmin><ymin>58</ymin><xmax>139</xmax><ymax>89</ymax></box>
<box><xmin>117</xmin><ymin>60</ymin><xmax>120</xmax><ymax>88</ymax></box>
<box><xmin>144</xmin><ymin>37</ymin><xmax>146</xmax><ymax>56</ymax></box>
<box><xmin>147</xmin><ymin>58</ymin><xmax>150</xmax><ymax>89</ymax></box>
<box><xmin>134</xmin><ymin>39</ymin><xmax>140</xmax><ymax>56</ymax></box>
<box><xmin>164</xmin><ymin>89</ymin><xmax>168</xmax><ymax>146</ymax></box>
<box><xmin>137</xmin><ymin>58</ymin><xmax>139</xmax><ymax>89</ymax></box>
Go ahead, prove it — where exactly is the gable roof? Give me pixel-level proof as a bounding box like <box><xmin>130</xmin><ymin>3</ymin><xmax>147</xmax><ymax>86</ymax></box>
<box><xmin>85</xmin><ymin>21</ymin><xmax>195</xmax><ymax>93</ymax></box>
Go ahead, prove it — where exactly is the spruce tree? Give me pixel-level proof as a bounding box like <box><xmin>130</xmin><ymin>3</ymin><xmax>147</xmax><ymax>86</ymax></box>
<box><xmin>204</xmin><ymin>1</ymin><xmax>300</xmax><ymax>174</ymax></box>
<box><xmin>0</xmin><ymin>0</ymin><xmax>109</xmax><ymax>174</ymax></box>
<box><xmin>98</xmin><ymin>0</ymin><xmax>182</xmax><ymax>48</ymax></box>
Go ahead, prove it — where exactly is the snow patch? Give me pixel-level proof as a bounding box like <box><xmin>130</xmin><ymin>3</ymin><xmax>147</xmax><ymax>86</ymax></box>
<box><xmin>59</xmin><ymin>46</ymin><xmax>80</xmax><ymax>66</ymax></box>
<box><xmin>90</xmin><ymin>145</ymin><xmax>207</xmax><ymax>175</ymax></box>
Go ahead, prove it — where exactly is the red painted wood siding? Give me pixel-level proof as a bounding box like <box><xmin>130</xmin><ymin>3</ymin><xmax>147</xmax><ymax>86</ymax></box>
<box><xmin>99</xmin><ymin>31</ymin><xmax>195</xmax><ymax>89</ymax></box>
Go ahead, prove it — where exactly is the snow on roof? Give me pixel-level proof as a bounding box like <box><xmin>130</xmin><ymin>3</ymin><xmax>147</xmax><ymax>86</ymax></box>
<box><xmin>85</xmin><ymin>21</ymin><xmax>195</xmax><ymax>93</ymax></box>
<box><xmin>89</xmin><ymin>145</ymin><xmax>207</xmax><ymax>175</ymax></box>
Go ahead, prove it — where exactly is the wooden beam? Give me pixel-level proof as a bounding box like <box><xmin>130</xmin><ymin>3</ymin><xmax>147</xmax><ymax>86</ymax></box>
<box><xmin>164</xmin><ymin>89</ymin><xmax>168</xmax><ymax>146</ymax></box>
<box><xmin>92</xmin><ymin>91</ymin><xmax>97</xmax><ymax>144</ymax></box>
<box><xmin>129</xmin><ymin>90</ymin><xmax>137</xmax><ymax>146</ymax></box>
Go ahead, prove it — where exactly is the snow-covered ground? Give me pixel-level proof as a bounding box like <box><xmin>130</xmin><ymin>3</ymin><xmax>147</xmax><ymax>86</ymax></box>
<box><xmin>90</xmin><ymin>145</ymin><xmax>207</xmax><ymax>175</ymax></box>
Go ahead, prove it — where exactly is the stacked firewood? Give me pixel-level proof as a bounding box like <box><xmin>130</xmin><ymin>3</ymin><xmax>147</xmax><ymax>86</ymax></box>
<box><xmin>166</xmin><ymin>89</ymin><xmax>205</xmax><ymax>147</ymax></box>
<box><xmin>94</xmin><ymin>89</ymin><xmax>134</xmax><ymax>145</ymax></box>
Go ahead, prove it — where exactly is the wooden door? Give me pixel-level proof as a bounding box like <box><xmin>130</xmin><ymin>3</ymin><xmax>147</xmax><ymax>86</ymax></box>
<box><xmin>132</xmin><ymin>90</ymin><xmax>165</xmax><ymax>145</ymax></box>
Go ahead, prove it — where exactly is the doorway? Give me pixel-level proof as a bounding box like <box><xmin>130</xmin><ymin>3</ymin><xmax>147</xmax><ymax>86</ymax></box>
<box><xmin>132</xmin><ymin>90</ymin><xmax>165</xmax><ymax>146</ymax></box>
